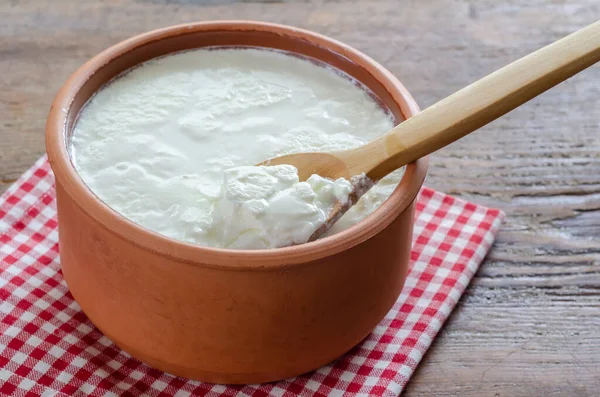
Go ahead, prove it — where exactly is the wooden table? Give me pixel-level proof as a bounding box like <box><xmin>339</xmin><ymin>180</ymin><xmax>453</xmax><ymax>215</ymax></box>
<box><xmin>1</xmin><ymin>1</ymin><xmax>599</xmax><ymax>395</ymax></box>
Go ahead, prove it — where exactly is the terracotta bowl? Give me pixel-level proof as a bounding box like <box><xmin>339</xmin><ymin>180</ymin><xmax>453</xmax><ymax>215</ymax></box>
<box><xmin>45</xmin><ymin>21</ymin><xmax>428</xmax><ymax>384</ymax></box>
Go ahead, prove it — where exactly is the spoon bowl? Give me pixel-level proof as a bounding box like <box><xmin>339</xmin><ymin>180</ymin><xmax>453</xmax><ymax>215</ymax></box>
<box><xmin>259</xmin><ymin>152</ymin><xmax>352</xmax><ymax>181</ymax></box>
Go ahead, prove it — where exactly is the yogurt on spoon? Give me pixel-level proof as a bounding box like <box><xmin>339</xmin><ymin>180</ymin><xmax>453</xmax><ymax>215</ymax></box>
<box><xmin>71</xmin><ymin>48</ymin><xmax>399</xmax><ymax>249</ymax></box>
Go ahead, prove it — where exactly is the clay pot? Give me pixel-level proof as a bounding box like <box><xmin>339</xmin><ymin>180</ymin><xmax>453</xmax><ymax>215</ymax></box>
<box><xmin>45</xmin><ymin>21</ymin><xmax>428</xmax><ymax>384</ymax></box>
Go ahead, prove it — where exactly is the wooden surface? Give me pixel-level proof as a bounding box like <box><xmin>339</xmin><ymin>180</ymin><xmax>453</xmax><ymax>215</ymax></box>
<box><xmin>1</xmin><ymin>0</ymin><xmax>599</xmax><ymax>395</ymax></box>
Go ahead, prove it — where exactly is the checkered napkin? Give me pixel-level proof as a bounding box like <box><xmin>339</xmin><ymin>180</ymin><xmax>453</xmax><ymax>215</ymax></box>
<box><xmin>1</xmin><ymin>156</ymin><xmax>504</xmax><ymax>397</ymax></box>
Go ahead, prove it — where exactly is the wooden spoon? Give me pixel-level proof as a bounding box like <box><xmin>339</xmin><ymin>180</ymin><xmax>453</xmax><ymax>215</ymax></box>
<box><xmin>259</xmin><ymin>20</ymin><xmax>600</xmax><ymax>240</ymax></box>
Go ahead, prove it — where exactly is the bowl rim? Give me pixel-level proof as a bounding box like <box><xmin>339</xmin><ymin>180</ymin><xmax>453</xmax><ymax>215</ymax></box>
<box><xmin>45</xmin><ymin>20</ymin><xmax>428</xmax><ymax>270</ymax></box>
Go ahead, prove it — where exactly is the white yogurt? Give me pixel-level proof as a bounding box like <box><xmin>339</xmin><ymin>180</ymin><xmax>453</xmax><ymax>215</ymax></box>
<box><xmin>71</xmin><ymin>48</ymin><xmax>401</xmax><ymax>249</ymax></box>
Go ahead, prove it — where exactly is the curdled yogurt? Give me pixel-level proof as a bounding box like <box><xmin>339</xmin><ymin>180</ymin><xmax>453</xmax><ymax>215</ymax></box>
<box><xmin>71</xmin><ymin>48</ymin><xmax>402</xmax><ymax>249</ymax></box>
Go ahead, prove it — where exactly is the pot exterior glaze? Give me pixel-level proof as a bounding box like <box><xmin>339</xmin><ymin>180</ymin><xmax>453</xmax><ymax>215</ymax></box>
<box><xmin>46</xmin><ymin>21</ymin><xmax>428</xmax><ymax>384</ymax></box>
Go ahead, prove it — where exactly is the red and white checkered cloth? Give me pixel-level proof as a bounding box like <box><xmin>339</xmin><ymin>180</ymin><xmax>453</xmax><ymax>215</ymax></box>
<box><xmin>1</xmin><ymin>156</ymin><xmax>504</xmax><ymax>397</ymax></box>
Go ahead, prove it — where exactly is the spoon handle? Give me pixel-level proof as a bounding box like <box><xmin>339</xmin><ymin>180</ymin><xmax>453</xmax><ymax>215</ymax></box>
<box><xmin>358</xmin><ymin>20</ymin><xmax>600</xmax><ymax>181</ymax></box>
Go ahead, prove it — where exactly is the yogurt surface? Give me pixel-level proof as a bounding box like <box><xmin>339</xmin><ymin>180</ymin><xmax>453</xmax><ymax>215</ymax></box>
<box><xmin>71</xmin><ymin>48</ymin><xmax>401</xmax><ymax>249</ymax></box>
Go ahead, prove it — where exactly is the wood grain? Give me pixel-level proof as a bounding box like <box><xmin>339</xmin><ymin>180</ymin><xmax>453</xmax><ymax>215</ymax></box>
<box><xmin>1</xmin><ymin>0</ymin><xmax>599</xmax><ymax>395</ymax></box>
